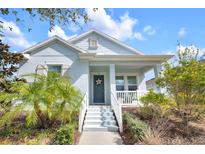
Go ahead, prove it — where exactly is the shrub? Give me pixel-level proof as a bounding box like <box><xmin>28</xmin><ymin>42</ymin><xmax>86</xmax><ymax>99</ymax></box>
<box><xmin>139</xmin><ymin>90</ymin><xmax>171</xmax><ymax>119</ymax></box>
<box><xmin>0</xmin><ymin>72</ymin><xmax>83</xmax><ymax>129</ymax></box>
<box><xmin>53</xmin><ymin>125</ymin><xmax>74</xmax><ymax>145</ymax></box>
<box><xmin>156</xmin><ymin>44</ymin><xmax>205</xmax><ymax>126</ymax></box>
<box><xmin>140</xmin><ymin>90</ymin><xmax>169</xmax><ymax>106</ymax></box>
<box><xmin>123</xmin><ymin>112</ymin><xmax>149</xmax><ymax>141</ymax></box>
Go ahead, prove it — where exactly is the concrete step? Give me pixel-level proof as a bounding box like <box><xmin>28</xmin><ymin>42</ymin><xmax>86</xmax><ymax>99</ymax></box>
<box><xmin>85</xmin><ymin>115</ymin><xmax>116</xmax><ymax>120</ymax></box>
<box><xmin>84</xmin><ymin>119</ymin><xmax>117</xmax><ymax>125</ymax></box>
<box><xmin>88</xmin><ymin>106</ymin><xmax>111</xmax><ymax>108</ymax></box>
<box><xmin>82</xmin><ymin>105</ymin><xmax>118</xmax><ymax>132</ymax></box>
<box><xmin>83</xmin><ymin>125</ymin><xmax>119</xmax><ymax>132</ymax></box>
<box><xmin>87</xmin><ymin>109</ymin><xmax>113</xmax><ymax>113</ymax></box>
<box><xmin>86</xmin><ymin>112</ymin><xmax>114</xmax><ymax>117</ymax></box>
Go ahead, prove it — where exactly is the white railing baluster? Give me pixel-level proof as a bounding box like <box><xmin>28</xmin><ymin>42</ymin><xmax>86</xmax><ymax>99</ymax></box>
<box><xmin>111</xmin><ymin>91</ymin><xmax>123</xmax><ymax>133</ymax></box>
<box><xmin>78</xmin><ymin>92</ymin><xmax>88</xmax><ymax>132</ymax></box>
<box><xmin>115</xmin><ymin>90</ymin><xmax>147</xmax><ymax>106</ymax></box>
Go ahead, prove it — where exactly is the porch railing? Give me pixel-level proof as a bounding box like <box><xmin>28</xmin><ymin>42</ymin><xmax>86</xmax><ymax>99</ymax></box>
<box><xmin>78</xmin><ymin>92</ymin><xmax>88</xmax><ymax>132</ymax></box>
<box><xmin>115</xmin><ymin>90</ymin><xmax>147</xmax><ymax>106</ymax></box>
<box><xmin>111</xmin><ymin>91</ymin><xmax>123</xmax><ymax>133</ymax></box>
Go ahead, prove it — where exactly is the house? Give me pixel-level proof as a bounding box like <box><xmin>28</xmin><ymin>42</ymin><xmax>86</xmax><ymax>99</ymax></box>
<box><xmin>17</xmin><ymin>29</ymin><xmax>173</xmax><ymax>132</ymax></box>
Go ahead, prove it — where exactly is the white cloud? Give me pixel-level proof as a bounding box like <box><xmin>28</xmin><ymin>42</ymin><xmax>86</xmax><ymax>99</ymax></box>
<box><xmin>178</xmin><ymin>27</ymin><xmax>186</xmax><ymax>38</ymax></box>
<box><xmin>134</xmin><ymin>32</ymin><xmax>145</xmax><ymax>41</ymax></box>
<box><xmin>48</xmin><ymin>25</ymin><xmax>76</xmax><ymax>40</ymax></box>
<box><xmin>0</xmin><ymin>19</ymin><xmax>36</xmax><ymax>50</ymax></box>
<box><xmin>161</xmin><ymin>50</ymin><xmax>175</xmax><ymax>55</ymax></box>
<box><xmin>143</xmin><ymin>25</ymin><xmax>156</xmax><ymax>35</ymax></box>
<box><xmin>86</xmin><ymin>9</ymin><xmax>138</xmax><ymax>41</ymax></box>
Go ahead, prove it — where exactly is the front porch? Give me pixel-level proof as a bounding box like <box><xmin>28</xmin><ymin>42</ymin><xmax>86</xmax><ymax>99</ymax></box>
<box><xmin>89</xmin><ymin>62</ymin><xmax>161</xmax><ymax>107</ymax></box>
<box><xmin>78</xmin><ymin>55</ymin><xmax>169</xmax><ymax>133</ymax></box>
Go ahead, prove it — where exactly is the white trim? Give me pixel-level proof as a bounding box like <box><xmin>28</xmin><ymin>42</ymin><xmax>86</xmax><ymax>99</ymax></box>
<box><xmin>91</xmin><ymin>72</ymin><xmax>106</xmax><ymax>105</ymax></box>
<box><xmin>79</xmin><ymin>53</ymin><xmax>174</xmax><ymax>62</ymax></box>
<box><xmin>69</xmin><ymin>29</ymin><xmax>144</xmax><ymax>55</ymax></box>
<box><xmin>22</xmin><ymin>35</ymin><xmax>86</xmax><ymax>54</ymax></box>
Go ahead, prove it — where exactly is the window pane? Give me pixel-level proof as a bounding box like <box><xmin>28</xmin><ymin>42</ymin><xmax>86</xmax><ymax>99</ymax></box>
<box><xmin>116</xmin><ymin>85</ymin><xmax>125</xmax><ymax>91</ymax></box>
<box><xmin>128</xmin><ymin>85</ymin><xmax>137</xmax><ymax>91</ymax></box>
<box><xmin>48</xmin><ymin>65</ymin><xmax>61</xmax><ymax>74</ymax></box>
<box><xmin>127</xmin><ymin>76</ymin><xmax>137</xmax><ymax>84</ymax></box>
<box><xmin>115</xmin><ymin>76</ymin><xmax>124</xmax><ymax>85</ymax></box>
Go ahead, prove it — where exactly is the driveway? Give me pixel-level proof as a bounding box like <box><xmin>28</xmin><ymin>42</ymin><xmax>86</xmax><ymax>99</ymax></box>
<box><xmin>78</xmin><ymin>131</ymin><xmax>123</xmax><ymax>145</ymax></box>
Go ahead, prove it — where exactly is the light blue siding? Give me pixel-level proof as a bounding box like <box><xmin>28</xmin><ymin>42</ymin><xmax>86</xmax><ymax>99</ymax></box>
<box><xmin>72</xmin><ymin>32</ymin><xmax>138</xmax><ymax>55</ymax></box>
<box><xmin>18</xmin><ymin>42</ymin><xmax>89</xmax><ymax>94</ymax></box>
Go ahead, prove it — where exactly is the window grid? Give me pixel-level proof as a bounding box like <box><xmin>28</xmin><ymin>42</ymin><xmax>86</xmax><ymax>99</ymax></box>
<box><xmin>47</xmin><ymin>65</ymin><xmax>62</xmax><ymax>75</ymax></box>
<box><xmin>116</xmin><ymin>75</ymin><xmax>138</xmax><ymax>91</ymax></box>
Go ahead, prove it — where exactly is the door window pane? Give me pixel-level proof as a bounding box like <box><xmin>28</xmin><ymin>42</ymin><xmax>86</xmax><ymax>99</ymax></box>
<box><xmin>47</xmin><ymin>65</ymin><xmax>62</xmax><ymax>74</ymax></box>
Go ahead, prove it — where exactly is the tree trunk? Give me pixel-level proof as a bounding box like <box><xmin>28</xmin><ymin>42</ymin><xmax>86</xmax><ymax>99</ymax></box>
<box><xmin>34</xmin><ymin>101</ymin><xmax>47</xmax><ymax>128</ymax></box>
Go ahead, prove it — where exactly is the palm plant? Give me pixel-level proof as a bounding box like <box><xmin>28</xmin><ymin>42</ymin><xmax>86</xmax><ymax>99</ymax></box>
<box><xmin>0</xmin><ymin>72</ymin><xmax>82</xmax><ymax>128</ymax></box>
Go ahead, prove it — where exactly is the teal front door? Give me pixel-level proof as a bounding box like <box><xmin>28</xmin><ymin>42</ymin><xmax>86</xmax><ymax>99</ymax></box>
<box><xmin>93</xmin><ymin>75</ymin><xmax>105</xmax><ymax>104</ymax></box>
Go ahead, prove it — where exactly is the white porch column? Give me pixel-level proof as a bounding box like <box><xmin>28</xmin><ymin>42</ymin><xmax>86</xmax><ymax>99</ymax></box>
<box><xmin>154</xmin><ymin>64</ymin><xmax>162</xmax><ymax>93</ymax></box>
<box><xmin>138</xmin><ymin>71</ymin><xmax>146</xmax><ymax>91</ymax></box>
<box><xmin>109</xmin><ymin>64</ymin><xmax>116</xmax><ymax>92</ymax></box>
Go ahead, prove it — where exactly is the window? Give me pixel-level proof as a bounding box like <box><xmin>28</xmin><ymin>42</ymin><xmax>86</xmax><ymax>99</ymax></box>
<box><xmin>116</xmin><ymin>76</ymin><xmax>125</xmax><ymax>91</ymax></box>
<box><xmin>47</xmin><ymin>65</ymin><xmax>62</xmax><ymax>74</ymax></box>
<box><xmin>89</xmin><ymin>39</ymin><xmax>98</xmax><ymax>48</ymax></box>
<box><xmin>115</xmin><ymin>75</ymin><xmax>138</xmax><ymax>91</ymax></box>
<box><xmin>127</xmin><ymin>76</ymin><xmax>137</xmax><ymax>91</ymax></box>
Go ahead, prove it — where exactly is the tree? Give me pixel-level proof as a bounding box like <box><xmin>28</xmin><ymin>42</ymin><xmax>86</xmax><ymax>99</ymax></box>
<box><xmin>0</xmin><ymin>72</ymin><xmax>82</xmax><ymax>129</ymax></box>
<box><xmin>0</xmin><ymin>8</ymin><xmax>94</xmax><ymax>36</ymax></box>
<box><xmin>0</xmin><ymin>40</ymin><xmax>25</xmax><ymax>110</ymax></box>
<box><xmin>0</xmin><ymin>40</ymin><xmax>24</xmax><ymax>80</ymax></box>
<box><xmin>156</xmin><ymin>44</ymin><xmax>205</xmax><ymax>126</ymax></box>
<box><xmin>0</xmin><ymin>8</ymin><xmax>94</xmax><ymax>110</ymax></box>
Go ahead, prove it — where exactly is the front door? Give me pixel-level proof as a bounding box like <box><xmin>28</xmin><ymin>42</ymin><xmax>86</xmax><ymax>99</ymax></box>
<box><xmin>93</xmin><ymin>75</ymin><xmax>105</xmax><ymax>104</ymax></box>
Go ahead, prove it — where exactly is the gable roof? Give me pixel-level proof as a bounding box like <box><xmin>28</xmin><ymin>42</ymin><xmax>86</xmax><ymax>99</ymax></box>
<box><xmin>22</xmin><ymin>35</ymin><xmax>86</xmax><ymax>54</ymax></box>
<box><xmin>69</xmin><ymin>28</ymin><xmax>144</xmax><ymax>55</ymax></box>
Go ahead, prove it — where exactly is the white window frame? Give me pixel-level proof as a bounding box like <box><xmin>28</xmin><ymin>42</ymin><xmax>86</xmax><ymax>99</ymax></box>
<box><xmin>116</xmin><ymin>73</ymin><xmax>138</xmax><ymax>91</ymax></box>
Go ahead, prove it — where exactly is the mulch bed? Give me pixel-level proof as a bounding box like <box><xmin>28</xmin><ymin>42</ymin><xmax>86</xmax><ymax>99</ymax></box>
<box><xmin>121</xmin><ymin>108</ymin><xmax>205</xmax><ymax>145</ymax></box>
<box><xmin>0</xmin><ymin>113</ymin><xmax>81</xmax><ymax>145</ymax></box>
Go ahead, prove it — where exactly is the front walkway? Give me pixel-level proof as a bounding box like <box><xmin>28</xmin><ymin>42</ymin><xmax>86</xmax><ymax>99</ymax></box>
<box><xmin>78</xmin><ymin>132</ymin><xmax>123</xmax><ymax>145</ymax></box>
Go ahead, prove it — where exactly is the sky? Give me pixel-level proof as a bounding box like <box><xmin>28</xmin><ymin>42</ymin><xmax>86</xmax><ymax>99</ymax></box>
<box><xmin>1</xmin><ymin>8</ymin><xmax>205</xmax><ymax>57</ymax></box>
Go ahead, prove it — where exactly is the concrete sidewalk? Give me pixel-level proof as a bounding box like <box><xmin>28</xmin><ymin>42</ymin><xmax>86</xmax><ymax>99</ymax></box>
<box><xmin>78</xmin><ymin>132</ymin><xmax>123</xmax><ymax>145</ymax></box>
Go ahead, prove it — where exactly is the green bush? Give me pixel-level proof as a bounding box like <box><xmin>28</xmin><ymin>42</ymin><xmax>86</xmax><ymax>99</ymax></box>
<box><xmin>139</xmin><ymin>90</ymin><xmax>171</xmax><ymax>119</ymax></box>
<box><xmin>53</xmin><ymin>125</ymin><xmax>74</xmax><ymax>145</ymax></box>
<box><xmin>123</xmin><ymin>112</ymin><xmax>149</xmax><ymax>141</ymax></box>
<box><xmin>140</xmin><ymin>90</ymin><xmax>169</xmax><ymax>106</ymax></box>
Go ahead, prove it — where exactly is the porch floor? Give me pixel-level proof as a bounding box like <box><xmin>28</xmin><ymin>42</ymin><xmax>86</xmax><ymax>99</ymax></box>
<box><xmin>78</xmin><ymin>132</ymin><xmax>123</xmax><ymax>145</ymax></box>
